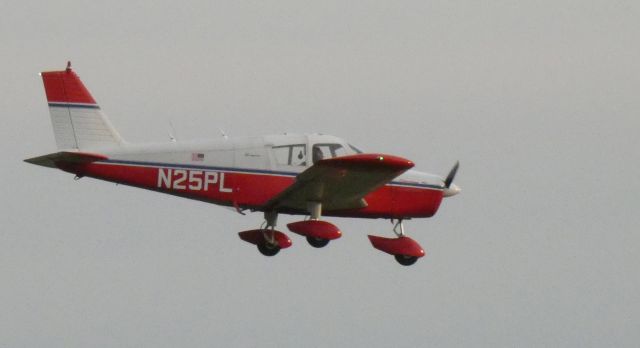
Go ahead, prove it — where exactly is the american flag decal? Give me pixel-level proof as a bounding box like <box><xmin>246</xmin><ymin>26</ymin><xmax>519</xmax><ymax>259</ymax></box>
<box><xmin>191</xmin><ymin>153</ymin><xmax>205</xmax><ymax>161</ymax></box>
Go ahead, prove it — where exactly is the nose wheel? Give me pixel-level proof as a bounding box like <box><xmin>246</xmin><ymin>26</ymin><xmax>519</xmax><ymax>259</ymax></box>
<box><xmin>368</xmin><ymin>219</ymin><xmax>426</xmax><ymax>266</ymax></box>
<box><xmin>391</xmin><ymin>219</ymin><xmax>422</xmax><ymax>266</ymax></box>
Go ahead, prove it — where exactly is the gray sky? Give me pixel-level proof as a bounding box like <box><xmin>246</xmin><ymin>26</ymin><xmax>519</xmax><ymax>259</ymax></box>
<box><xmin>1</xmin><ymin>0</ymin><xmax>639</xmax><ymax>346</ymax></box>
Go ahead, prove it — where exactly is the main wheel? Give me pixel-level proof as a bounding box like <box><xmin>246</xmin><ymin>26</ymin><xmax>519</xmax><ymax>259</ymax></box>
<box><xmin>306</xmin><ymin>236</ymin><xmax>330</xmax><ymax>248</ymax></box>
<box><xmin>257</xmin><ymin>242</ymin><xmax>281</xmax><ymax>256</ymax></box>
<box><xmin>394</xmin><ymin>254</ymin><xmax>418</xmax><ymax>266</ymax></box>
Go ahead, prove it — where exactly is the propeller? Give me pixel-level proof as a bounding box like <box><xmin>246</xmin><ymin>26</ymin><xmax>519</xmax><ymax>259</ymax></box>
<box><xmin>443</xmin><ymin>161</ymin><xmax>461</xmax><ymax>197</ymax></box>
<box><xmin>444</xmin><ymin>161</ymin><xmax>459</xmax><ymax>188</ymax></box>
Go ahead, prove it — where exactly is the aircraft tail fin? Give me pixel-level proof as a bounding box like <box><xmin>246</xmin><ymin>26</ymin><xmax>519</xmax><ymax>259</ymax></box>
<box><xmin>41</xmin><ymin>62</ymin><xmax>125</xmax><ymax>150</ymax></box>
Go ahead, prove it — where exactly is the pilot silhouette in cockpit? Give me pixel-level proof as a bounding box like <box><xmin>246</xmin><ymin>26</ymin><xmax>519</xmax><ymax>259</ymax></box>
<box><xmin>312</xmin><ymin>146</ymin><xmax>324</xmax><ymax>164</ymax></box>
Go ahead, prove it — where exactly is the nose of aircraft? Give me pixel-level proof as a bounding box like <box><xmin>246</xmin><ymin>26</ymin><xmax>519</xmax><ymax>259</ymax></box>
<box><xmin>443</xmin><ymin>183</ymin><xmax>461</xmax><ymax>197</ymax></box>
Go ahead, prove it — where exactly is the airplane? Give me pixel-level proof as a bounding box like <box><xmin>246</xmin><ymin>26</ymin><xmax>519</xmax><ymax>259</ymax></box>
<box><xmin>25</xmin><ymin>62</ymin><xmax>461</xmax><ymax>266</ymax></box>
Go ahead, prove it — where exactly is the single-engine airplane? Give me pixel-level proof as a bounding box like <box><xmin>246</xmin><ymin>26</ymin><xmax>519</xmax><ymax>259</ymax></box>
<box><xmin>25</xmin><ymin>62</ymin><xmax>461</xmax><ymax>266</ymax></box>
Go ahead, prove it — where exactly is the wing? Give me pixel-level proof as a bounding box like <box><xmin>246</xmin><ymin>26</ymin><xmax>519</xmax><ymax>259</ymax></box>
<box><xmin>264</xmin><ymin>154</ymin><xmax>414</xmax><ymax>212</ymax></box>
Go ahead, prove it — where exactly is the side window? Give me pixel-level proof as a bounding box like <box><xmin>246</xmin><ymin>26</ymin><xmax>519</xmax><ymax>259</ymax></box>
<box><xmin>272</xmin><ymin>144</ymin><xmax>307</xmax><ymax>166</ymax></box>
<box><xmin>290</xmin><ymin>145</ymin><xmax>307</xmax><ymax>166</ymax></box>
<box><xmin>273</xmin><ymin>146</ymin><xmax>290</xmax><ymax>166</ymax></box>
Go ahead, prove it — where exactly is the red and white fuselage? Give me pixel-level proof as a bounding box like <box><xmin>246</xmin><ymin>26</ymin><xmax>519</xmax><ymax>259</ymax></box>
<box><xmin>70</xmin><ymin>134</ymin><xmax>450</xmax><ymax>218</ymax></box>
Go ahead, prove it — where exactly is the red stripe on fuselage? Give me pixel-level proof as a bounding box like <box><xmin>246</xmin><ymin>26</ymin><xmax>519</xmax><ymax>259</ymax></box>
<box><xmin>67</xmin><ymin>162</ymin><xmax>443</xmax><ymax>219</ymax></box>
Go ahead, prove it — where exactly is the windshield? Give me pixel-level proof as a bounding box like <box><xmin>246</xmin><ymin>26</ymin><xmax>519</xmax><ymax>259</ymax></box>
<box><xmin>348</xmin><ymin>144</ymin><xmax>363</xmax><ymax>154</ymax></box>
<box><xmin>312</xmin><ymin>143</ymin><xmax>349</xmax><ymax>164</ymax></box>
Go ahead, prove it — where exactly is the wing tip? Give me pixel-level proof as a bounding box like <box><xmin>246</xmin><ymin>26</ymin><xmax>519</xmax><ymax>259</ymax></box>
<box><xmin>321</xmin><ymin>154</ymin><xmax>414</xmax><ymax>170</ymax></box>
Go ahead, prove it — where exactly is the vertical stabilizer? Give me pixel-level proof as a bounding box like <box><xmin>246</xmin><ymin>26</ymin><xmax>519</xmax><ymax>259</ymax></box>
<box><xmin>41</xmin><ymin>62</ymin><xmax>124</xmax><ymax>149</ymax></box>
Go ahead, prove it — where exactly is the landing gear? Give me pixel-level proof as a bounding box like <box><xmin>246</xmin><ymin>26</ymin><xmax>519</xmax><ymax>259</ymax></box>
<box><xmin>238</xmin><ymin>211</ymin><xmax>292</xmax><ymax>257</ymax></box>
<box><xmin>394</xmin><ymin>254</ymin><xmax>418</xmax><ymax>266</ymax></box>
<box><xmin>258</xmin><ymin>241</ymin><xmax>281</xmax><ymax>256</ymax></box>
<box><xmin>306</xmin><ymin>236</ymin><xmax>330</xmax><ymax>248</ymax></box>
<box><xmin>392</xmin><ymin>219</ymin><xmax>405</xmax><ymax>237</ymax></box>
<box><xmin>287</xmin><ymin>201</ymin><xmax>342</xmax><ymax>248</ymax></box>
<box><xmin>256</xmin><ymin>222</ymin><xmax>283</xmax><ymax>256</ymax></box>
<box><xmin>368</xmin><ymin>219</ymin><xmax>426</xmax><ymax>266</ymax></box>
<box><xmin>391</xmin><ymin>219</ymin><xmax>422</xmax><ymax>266</ymax></box>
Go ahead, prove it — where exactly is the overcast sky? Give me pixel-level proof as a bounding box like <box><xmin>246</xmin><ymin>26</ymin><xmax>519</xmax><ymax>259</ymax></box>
<box><xmin>1</xmin><ymin>0</ymin><xmax>639</xmax><ymax>347</ymax></box>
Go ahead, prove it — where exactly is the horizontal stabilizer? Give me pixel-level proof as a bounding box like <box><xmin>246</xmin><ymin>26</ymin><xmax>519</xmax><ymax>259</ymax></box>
<box><xmin>24</xmin><ymin>151</ymin><xmax>108</xmax><ymax>168</ymax></box>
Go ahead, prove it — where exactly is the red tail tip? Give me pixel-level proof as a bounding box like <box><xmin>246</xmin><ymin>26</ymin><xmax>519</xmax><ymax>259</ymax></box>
<box><xmin>41</xmin><ymin>62</ymin><xmax>97</xmax><ymax>104</ymax></box>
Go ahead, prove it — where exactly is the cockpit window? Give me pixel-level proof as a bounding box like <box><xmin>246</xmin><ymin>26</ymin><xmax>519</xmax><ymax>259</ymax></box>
<box><xmin>272</xmin><ymin>144</ymin><xmax>307</xmax><ymax>166</ymax></box>
<box><xmin>349</xmin><ymin>144</ymin><xmax>363</xmax><ymax>154</ymax></box>
<box><xmin>312</xmin><ymin>143</ymin><xmax>348</xmax><ymax>164</ymax></box>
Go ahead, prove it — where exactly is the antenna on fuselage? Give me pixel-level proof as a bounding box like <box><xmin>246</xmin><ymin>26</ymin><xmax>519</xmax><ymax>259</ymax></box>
<box><xmin>219</xmin><ymin>128</ymin><xmax>228</xmax><ymax>140</ymax></box>
<box><xmin>168</xmin><ymin>121</ymin><xmax>177</xmax><ymax>142</ymax></box>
